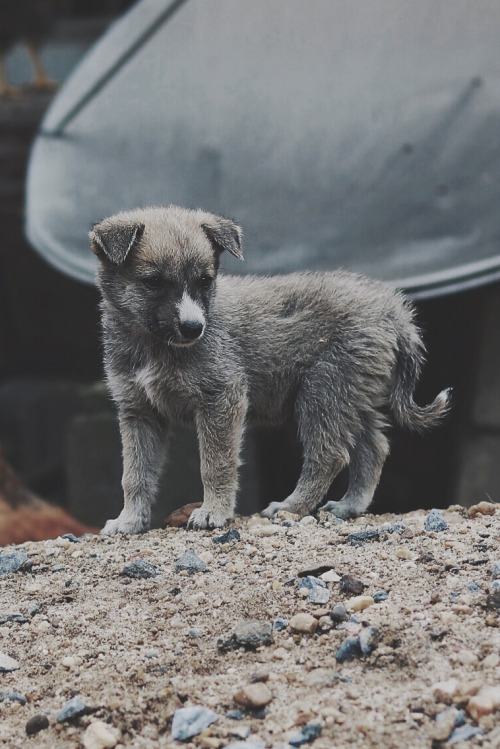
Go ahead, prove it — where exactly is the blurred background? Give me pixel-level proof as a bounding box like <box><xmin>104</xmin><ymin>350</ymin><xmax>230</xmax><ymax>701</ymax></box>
<box><xmin>1</xmin><ymin>0</ymin><xmax>499</xmax><ymax>541</ymax></box>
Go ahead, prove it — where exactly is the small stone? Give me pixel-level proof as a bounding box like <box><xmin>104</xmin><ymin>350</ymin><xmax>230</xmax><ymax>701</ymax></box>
<box><xmin>0</xmin><ymin>653</ymin><xmax>20</xmax><ymax>672</ymax></box>
<box><xmin>345</xmin><ymin>595</ymin><xmax>374</xmax><ymax>612</ymax></box>
<box><xmin>432</xmin><ymin>679</ymin><xmax>459</xmax><ymax>703</ymax></box>
<box><xmin>346</xmin><ymin>529</ymin><xmax>379</xmax><ymax>544</ymax></box>
<box><xmin>432</xmin><ymin>708</ymin><xmax>458</xmax><ymax>741</ymax></box>
<box><xmin>56</xmin><ymin>695</ymin><xmax>87</xmax><ymax>722</ymax></box>
<box><xmin>62</xmin><ymin>655</ymin><xmax>82</xmax><ymax>669</ymax></box>
<box><xmin>83</xmin><ymin>720</ymin><xmax>119</xmax><ymax>749</ymax></box>
<box><xmin>250</xmin><ymin>667</ymin><xmax>269</xmax><ymax>683</ymax></box>
<box><xmin>448</xmin><ymin>725</ymin><xmax>483</xmax><ymax>745</ymax></box>
<box><xmin>483</xmin><ymin>653</ymin><xmax>500</xmax><ymax>668</ymax></box>
<box><xmin>51</xmin><ymin>564</ymin><xmax>66</xmax><ymax>572</ymax></box>
<box><xmin>213</xmin><ymin>529</ymin><xmax>241</xmax><ymax>544</ymax></box>
<box><xmin>318</xmin><ymin>616</ymin><xmax>332</xmax><ymax>631</ymax></box>
<box><xmin>234</xmin><ymin>621</ymin><xmax>273</xmax><ymax>649</ymax></box>
<box><xmin>288</xmin><ymin>722</ymin><xmax>322</xmax><ymax>746</ymax></box>
<box><xmin>233</xmin><ymin>683</ymin><xmax>273</xmax><ymax>709</ymax></box>
<box><xmin>171</xmin><ymin>706</ymin><xmax>218</xmax><ymax>740</ymax></box>
<box><xmin>175</xmin><ymin>549</ymin><xmax>207</xmax><ymax>574</ymax></box>
<box><xmin>26</xmin><ymin>714</ymin><xmax>49</xmax><ymax>736</ymax></box>
<box><xmin>373</xmin><ymin>590</ymin><xmax>388</xmax><ymax>603</ymax></box>
<box><xmin>336</xmin><ymin>636</ymin><xmax>362</xmax><ymax>663</ymax></box>
<box><xmin>467</xmin><ymin>686</ymin><xmax>500</xmax><ymax>720</ymax></box>
<box><xmin>395</xmin><ymin>548</ymin><xmax>414</xmax><ymax>560</ymax></box>
<box><xmin>250</xmin><ymin>525</ymin><xmax>280</xmax><ymax>536</ymax></box>
<box><xmin>224</xmin><ymin>742</ymin><xmax>265</xmax><ymax>749</ymax></box>
<box><xmin>25</xmin><ymin>583</ymin><xmax>42</xmax><ymax>594</ymax></box>
<box><xmin>297</xmin><ymin>576</ymin><xmax>330</xmax><ymax>605</ymax></box>
<box><xmin>319</xmin><ymin>569</ymin><xmax>340</xmax><ymax>583</ymax></box>
<box><xmin>468</xmin><ymin>501</ymin><xmax>496</xmax><ymax>517</ymax></box>
<box><xmin>273</xmin><ymin>617</ymin><xmax>289</xmax><ymax>631</ymax></box>
<box><xmin>491</xmin><ymin>562</ymin><xmax>500</xmax><ymax>578</ymax></box>
<box><xmin>380</xmin><ymin>522</ymin><xmax>405</xmax><ymax>535</ymax></box>
<box><xmin>121</xmin><ymin>559</ymin><xmax>158</xmax><ymax>579</ymax></box>
<box><xmin>0</xmin><ymin>552</ymin><xmax>29</xmax><ymax>575</ymax></box>
<box><xmin>163</xmin><ymin>502</ymin><xmax>202</xmax><ymax>527</ymax></box>
<box><xmin>329</xmin><ymin>605</ymin><xmax>349</xmax><ymax>623</ymax></box>
<box><xmin>359</xmin><ymin>626</ymin><xmax>378</xmax><ymax>655</ymax></box>
<box><xmin>299</xmin><ymin>515</ymin><xmax>317</xmax><ymax>525</ymax></box>
<box><xmin>339</xmin><ymin>575</ymin><xmax>365</xmax><ymax>595</ymax></box>
<box><xmin>62</xmin><ymin>533</ymin><xmax>81</xmax><ymax>543</ymax></box>
<box><xmin>289</xmin><ymin>613</ymin><xmax>318</xmax><ymax>634</ymax></box>
<box><xmin>425</xmin><ymin>509</ymin><xmax>448</xmax><ymax>532</ymax></box>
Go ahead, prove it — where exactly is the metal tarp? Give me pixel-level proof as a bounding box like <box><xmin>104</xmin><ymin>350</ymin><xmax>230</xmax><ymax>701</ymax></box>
<box><xmin>26</xmin><ymin>0</ymin><xmax>500</xmax><ymax>297</ymax></box>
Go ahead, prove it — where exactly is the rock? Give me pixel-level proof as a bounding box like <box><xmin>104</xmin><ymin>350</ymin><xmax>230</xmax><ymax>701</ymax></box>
<box><xmin>26</xmin><ymin>714</ymin><xmax>49</xmax><ymax>736</ymax></box>
<box><xmin>346</xmin><ymin>529</ymin><xmax>379</xmax><ymax>544</ymax></box>
<box><xmin>380</xmin><ymin>522</ymin><xmax>405</xmax><ymax>535</ymax></box>
<box><xmin>273</xmin><ymin>617</ymin><xmax>289</xmax><ymax>631</ymax></box>
<box><xmin>319</xmin><ymin>569</ymin><xmax>341</xmax><ymax>583</ymax></box>
<box><xmin>491</xmin><ymin>562</ymin><xmax>500</xmax><ymax>578</ymax></box>
<box><xmin>359</xmin><ymin>626</ymin><xmax>378</xmax><ymax>655</ymax></box>
<box><xmin>336</xmin><ymin>636</ymin><xmax>362</xmax><ymax>663</ymax></box>
<box><xmin>213</xmin><ymin>529</ymin><xmax>241</xmax><ymax>544</ymax></box>
<box><xmin>83</xmin><ymin>720</ymin><xmax>119</xmax><ymax>749</ymax></box>
<box><xmin>395</xmin><ymin>548</ymin><xmax>415</xmax><ymax>560</ymax></box>
<box><xmin>56</xmin><ymin>695</ymin><xmax>87</xmax><ymax>722</ymax></box>
<box><xmin>448</xmin><ymin>725</ymin><xmax>483</xmax><ymax>745</ymax></box>
<box><xmin>468</xmin><ymin>501</ymin><xmax>496</xmax><ymax>517</ymax></box>
<box><xmin>0</xmin><ymin>691</ymin><xmax>26</xmax><ymax>704</ymax></box>
<box><xmin>224</xmin><ymin>742</ymin><xmax>265</xmax><ymax>749</ymax></box>
<box><xmin>467</xmin><ymin>686</ymin><xmax>500</xmax><ymax>719</ymax></box>
<box><xmin>289</xmin><ymin>613</ymin><xmax>318</xmax><ymax>634</ymax></box>
<box><xmin>345</xmin><ymin>595</ymin><xmax>375</xmax><ymax>612</ymax></box>
<box><xmin>62</xmin><ymin>533</ymin><xmax>81</xmax><ymax>542</ymax></box>
<box><xmin>432</xmin><ymin>708</ymin><xmax>457</xmax><ymax>741</ymax></box>
<box><xmin>121</xmin><ymin>559</ymin><xmax>158</xmax><ymax>579</ymax></box>
<box><xmin>0</xmin><ymin>552</ymin><xmax>28</xmax><ymax>575</ymax></box>
<box><xmin>0</xmin><ymin>653</ymin><xmax>20</xmax><ymax>672</ymax></box>
<box><xmin>163</xmin><ymin>502</ymin><xmax>202</xmax><ymax>527</ymax></box>
<box><xmin>339</xmin><ymin>575</ymin><xmax>365</xmax><ymax>595</ymax></box>
<box><xmin>174</xmin><ymin>549</ymin><xmax>207</xmax><ymax>574</ymax></box>
<box><xmin>297</xmin><ymin>576</ymin><xmax>330</xmax><ymax>605</ymax></box>
<box><xmin>171</xmin><ymin>706</ymin><xmax>218</xmax><ymax>740</ymax></box>
<box><xmin>425</xmin><ymin>509</ymin><xmax>448</xmax><ymax>532</ymax></box>
<box><xmin>373</xmin><ymin>590</ymin><xmax>389</xmax><ymax>603</ymax></box>
<box><xmin>288</xmin><ymin>722</ymin><xmax>322</xmax><ymax>746</ymax></box>
<box><xmin>234</xmin><ymin>621</ymin><xmax>273</xmax><ymax>649</ymax></box>
<box><xmin>233</xmin><ymin>683</ymin><xmax>273</xmax><ymax>709</ymax></box>
<box><xmin>329</xmin><ymin>605</ymin><xmax>349</xmax><ymax>623</ymax></box>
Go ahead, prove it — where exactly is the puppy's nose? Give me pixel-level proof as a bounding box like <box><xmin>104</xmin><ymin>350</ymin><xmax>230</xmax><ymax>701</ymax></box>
<box><xmin>179</xmin><ymin>320</ymin><xmax>204</xmax><ymax>340</ymax></box>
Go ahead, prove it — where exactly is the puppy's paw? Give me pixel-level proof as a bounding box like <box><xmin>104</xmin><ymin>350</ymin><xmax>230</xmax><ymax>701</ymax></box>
<box><xmin>260</xmin><ymin>500</ymin><xmax>292</xmax><ymax>519</ymax></box>
<box><xmin>101</xmin><ymin>510</ymin><xmax>150</xmax><ymax>536</ymax></box>
<box><xmin>187</xmin><ymin>506</ymin><xmax>231</xmax><ymax>530</ymax></box>
<box><xmin>319</xmin><ymin>499</ymin><xmax>358</xmax><ymax>520</ymax></box>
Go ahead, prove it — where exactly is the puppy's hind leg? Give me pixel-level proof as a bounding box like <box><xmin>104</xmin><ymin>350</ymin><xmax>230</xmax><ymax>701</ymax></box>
<box><xmin>262</xmin><ymin>369</ymin><xmax>349</xmax><ymax>518</ymax></box>
<box><xmin>321</xmin><ymin>420</ymin><xmax>389</xmax><ymax>519</ymax></box>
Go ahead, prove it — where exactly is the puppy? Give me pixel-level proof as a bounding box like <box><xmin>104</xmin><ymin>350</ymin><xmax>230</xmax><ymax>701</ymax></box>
<box><xmin>90</xmin><ymin>205</ymin><xmax>450</xmax><ymax>534</ymax></box>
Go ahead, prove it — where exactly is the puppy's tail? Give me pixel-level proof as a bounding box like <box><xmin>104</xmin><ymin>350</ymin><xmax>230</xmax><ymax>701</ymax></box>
<box><xmin>390</xmin><ymin>332</ymin><xmax>451</xmax><ymax>433</ymax></box>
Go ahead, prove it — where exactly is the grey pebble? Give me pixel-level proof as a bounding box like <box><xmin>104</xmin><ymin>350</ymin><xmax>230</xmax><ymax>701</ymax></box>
<box><xmin>213</xmin><ymin>529</ymin><xmax>241</xmax><ymax>544</ymax></box>
<box><xmin>467</xmin><ymin>582</ymin><xmax>480</xmax><ymax>592</ymax></box>
<box><xmin>491</xmin><ymin>562</ymin><xmax>500</xmax><ymax>578</ymax></box>
<box><xmin>298</xmin><ymin>576</ymin><xmax>330</xmax><ymax>605</ymax></box>
<box><xmin>56</xmin><ymin>695</ymin><xmax>87</xmax><ymax>722</ymax></box>
<box><xmin>359</xmin><ymin>626</ymin><xmax>378</xmax><ymax>655</ymax></box>
<box><xmin>171</xmin><ymin>705</ymin><xmax>218</xmax><ymax>740</ymax></box>
<box><xmin>223</xmin><ymin>742</ymin><xmax>266</xmax><ymax>749</ymax></box>
<box><xmin>0</xmin><ymin>614</ymin><xmax>28</xmax><ymax>624</ymax></box>
<box><xmin>346</xmin><ymin>529</ymin><xmax>379</xmax><ymax>544</ymax></box>
<box><xmin>329</xmin><ymin>605</ymin><xmax>349</xmax><ymax>623</ymax></box>
<box><xmin>0</xmin><ymin>552</ymin><xmax>29</xmax><ymax>575</ymax></box>
<box><xmin>121</xmin><ymin>559</ymin><xmax>158</xmax><ymax>579</ymax></box>
<box><xmin>234</xmin><ymin>620</ymin><xmax>273</xmax><ymax>649</ymax></box>
<box><xmin>289</xmin><ymin>722</ymin><xmax>322</xmax><ymax>746</ymax></box>
<box><xmin>51</xmin><ymin>564</ymin><xmax>66</xmax><ymax>572</ymax></box>
<box><xmin>226</xmin><ymin>709</ymin><xmax>246</xmax><ymax>720</ymax></box>
<box><xmin>175</xmin><ymin>549</ymin><xmax>207</xmax><ymax>574</ymax></box>
<box><xmin>425</xmin><ymin>509</ymin><xmax>448</xmax><ymax>532</ymax></box>
<box><xmin>273</xmin><ymin>617</ymin><xmax>289</xmax><ymax>631</ymax></box>
<box><xmin>335</xmin><ymin>636</ymin><xmax>362</xmax><ymax>663</ymax></box>
<box><xmin>28</xmin><ymin>604</ymin><xmax>40</xmax><ymax>617</ymax></box>
<box><xmin>436</xmin><ymin>707</ymin><xmax>465</xmax><ymax>729</ymax></box>
<box><xmin>0</xmin><ymin>691</ymin><xmax>26</xmax><ymax>704</ymax></box>
<box><xmin>448</xmin><ymin>725</ymin><xmax>483</xmax><ymax>745</ymax></box>
<box><xmin>380</xmin><ymin>522</ymin><xmax>405</xmax><ymax>535</ymax></box>
<box><xmin>61</xmin><ymin>533</ymin><xmax>81</xmax><ymax>543</ymax></box>
<box><xmin>373</xmin><ymin>590</ymin><xmax>389</xmax><ymax>603</ymax></box>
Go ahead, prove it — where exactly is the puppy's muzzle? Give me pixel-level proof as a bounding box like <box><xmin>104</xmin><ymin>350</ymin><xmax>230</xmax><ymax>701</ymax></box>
<box><xmin>179</xmin><ymin>320</ymin><xmax>204</xmax><ymax>341</ymax></box>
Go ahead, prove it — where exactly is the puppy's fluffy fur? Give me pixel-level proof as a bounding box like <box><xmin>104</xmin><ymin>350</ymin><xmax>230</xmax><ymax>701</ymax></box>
<box><xmin>90</xmin><ymin>205</ymin><xmax>450</xmax><ymax>534</ymax></box>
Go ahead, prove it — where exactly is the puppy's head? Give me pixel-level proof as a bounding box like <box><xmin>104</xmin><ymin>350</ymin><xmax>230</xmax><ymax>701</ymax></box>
<box><xmin>90</xmin><ymin>205</ymin><xmax>243</xmax><ymax>346</ymax></box>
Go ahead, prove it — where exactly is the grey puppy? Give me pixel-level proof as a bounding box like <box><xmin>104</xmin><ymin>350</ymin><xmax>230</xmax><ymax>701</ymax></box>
<box><xmin>90</xmin><ymin>205</ymin><xmax>450</xmax><ymax>534</ymax></box>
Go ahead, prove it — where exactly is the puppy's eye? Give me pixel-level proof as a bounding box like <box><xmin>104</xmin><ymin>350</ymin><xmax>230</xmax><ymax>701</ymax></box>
<box><xmin>197</xmin><ymin>275</ymin><xmax>214</xmax><ymax>290</ymax></box>
<box><xmin>142</xmin><ymin>275</ymin><xmax>165</xmax><ymax>291</ymax></box>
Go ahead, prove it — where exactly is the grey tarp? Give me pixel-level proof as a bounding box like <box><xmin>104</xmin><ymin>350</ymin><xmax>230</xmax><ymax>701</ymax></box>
<box><xmin>26</xmin><ymin>0</ymin><xmax>500</xmax><ymax>297</ymax></box>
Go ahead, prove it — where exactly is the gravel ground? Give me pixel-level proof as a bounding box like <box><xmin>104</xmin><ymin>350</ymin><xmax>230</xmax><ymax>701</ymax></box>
<box><xmin>1</xmin><ymin>503</ymin><xmax>500</xmax><ymax>748</ymax></box>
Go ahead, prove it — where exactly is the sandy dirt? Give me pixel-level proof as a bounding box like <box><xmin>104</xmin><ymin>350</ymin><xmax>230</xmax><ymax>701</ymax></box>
<box><xmin>1</xmin><ymin>503</ymin><xmax>500</xmax><ymax>748</ymax></box>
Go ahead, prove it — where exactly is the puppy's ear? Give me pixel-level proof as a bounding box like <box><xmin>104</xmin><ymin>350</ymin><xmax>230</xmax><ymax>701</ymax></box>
<box><xmin>202</xmin><ymin>217</ymin><xmax>243</xmax><ymax>261</ymax></box>
<box><xmin>89</xmin><ymin>222</ymin><xmax>145</xmax><ymax>265</ymax></box>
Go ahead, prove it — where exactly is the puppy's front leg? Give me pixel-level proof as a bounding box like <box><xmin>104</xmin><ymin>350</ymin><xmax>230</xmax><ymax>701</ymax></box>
<box><xmin>188</xmin><ymin>387</ymin><xmax>248</xmax><ymax>530</ymax></box>
<box><xmin>101</xmin><ymin>406</ymin><xmax>168</xmax><ymax>535</ymax></box>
